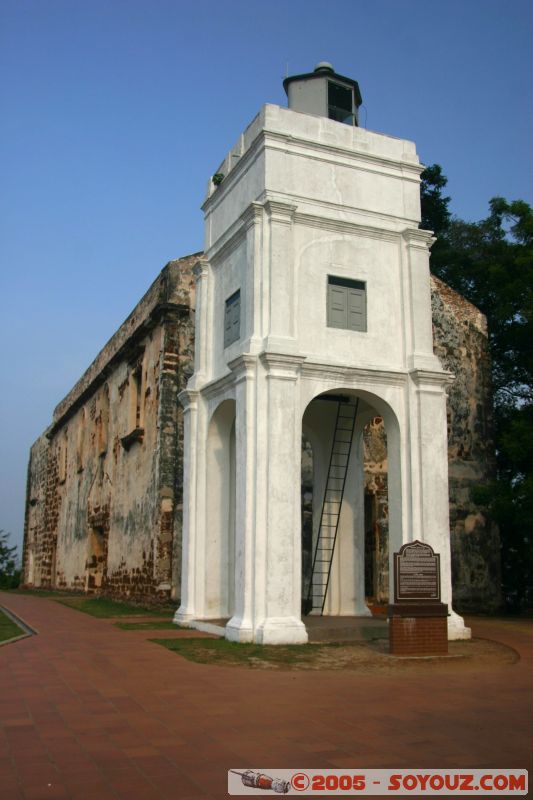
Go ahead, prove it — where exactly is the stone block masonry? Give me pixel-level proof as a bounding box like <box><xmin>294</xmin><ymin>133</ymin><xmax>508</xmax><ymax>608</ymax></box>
<box><xmin>23</xmin><ymin>253</ymin><xmax>199</xmax><ymax>603</ymax></box>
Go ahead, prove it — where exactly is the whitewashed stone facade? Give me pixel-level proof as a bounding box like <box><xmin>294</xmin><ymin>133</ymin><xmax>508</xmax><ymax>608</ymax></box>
<box><xmin>175</xmin><ymin>96</ymin><xmax>471</xmax><ymax>643</ymax></box>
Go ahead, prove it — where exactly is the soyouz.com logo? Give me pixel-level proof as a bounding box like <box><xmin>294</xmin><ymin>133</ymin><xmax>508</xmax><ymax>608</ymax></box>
<box><xmin>227</xmin><ymin>768</ymin><xmax>528</xmax><ymax>795</ymax></box>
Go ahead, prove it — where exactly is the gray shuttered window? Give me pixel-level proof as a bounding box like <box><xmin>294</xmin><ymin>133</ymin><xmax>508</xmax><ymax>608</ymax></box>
<box><xmin>224</xmin><ymin>290</ymin><xmax>241</xmax><ymax>347</ymax></box>
<box><xmin>327</xmin><ymin>276</ymin><xmax>366</xmax><ymax>331</ymax></box>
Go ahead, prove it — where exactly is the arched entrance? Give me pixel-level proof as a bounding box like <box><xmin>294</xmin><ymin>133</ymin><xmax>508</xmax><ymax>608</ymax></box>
<box><xmin>301</xmin><ymin>389</ymin><xmax>400</xmax><ymax>618</ymax></box>
<box><xmin>205</xmin><ymin>399</ymin><xmax>236</xmax><ymax>619</ymax></box>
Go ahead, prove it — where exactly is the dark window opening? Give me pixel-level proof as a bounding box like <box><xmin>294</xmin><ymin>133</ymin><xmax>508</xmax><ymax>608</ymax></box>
<box><xmin>328</xmin><ymin>81</ymin><xmax>354</xmax><ymax>125</ymax></box>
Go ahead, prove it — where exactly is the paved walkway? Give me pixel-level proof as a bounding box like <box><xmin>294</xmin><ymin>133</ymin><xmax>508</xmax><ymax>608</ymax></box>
<box><xmin>0</xmin><ymin>593</ymin><xmax>531</xmax><ymax>800</ymax></box>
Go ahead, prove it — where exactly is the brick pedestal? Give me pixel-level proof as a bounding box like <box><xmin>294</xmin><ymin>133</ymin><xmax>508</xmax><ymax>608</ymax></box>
<box><xmin>388</xmin><ymin>603</ymin><xmax>448</xmax><ymax>656</ymax></box>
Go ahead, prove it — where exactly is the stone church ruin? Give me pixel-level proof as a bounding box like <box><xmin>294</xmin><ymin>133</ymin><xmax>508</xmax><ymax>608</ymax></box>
<box><xmin>23</xmin><ymin>64</ymin><xmax>501</xmax><ymax>641</ymax></box>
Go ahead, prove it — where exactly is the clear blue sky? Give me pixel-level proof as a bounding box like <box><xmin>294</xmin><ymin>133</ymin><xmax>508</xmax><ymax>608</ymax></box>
<box><xmin>1</xmin><ymin>0</ymin><xmax>532</xmax><ymax>555</ymax></box>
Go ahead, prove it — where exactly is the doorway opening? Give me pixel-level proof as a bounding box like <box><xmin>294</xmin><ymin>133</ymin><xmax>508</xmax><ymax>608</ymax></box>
<box><xmin>301</xmin><ymin>392</ymin><xmax>391</xmax><ymax>617</ymax></box>
<box><xmin>205</xmin><ymin>399</ymin><xmax>236</xmax><ymax>619</ymax></box>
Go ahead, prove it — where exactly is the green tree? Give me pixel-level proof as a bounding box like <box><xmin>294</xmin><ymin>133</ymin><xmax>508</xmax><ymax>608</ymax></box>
<box><xmin>0</xmin><ymin>530</ymin><xmax>20</xmax><ymax>590</ymax></box>
<box><xmin>420</xmin><ymin>164</ymin><xmax>451</xmax><ymax>237</ymax></box>
<box><xmin>421</xmin><ymin>169</ymin><xmax>533</xmax><ymax>611</ymax></box>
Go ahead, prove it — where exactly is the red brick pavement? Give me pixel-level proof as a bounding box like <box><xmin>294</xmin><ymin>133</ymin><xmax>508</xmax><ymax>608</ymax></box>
<box><xmin>0</xmin><ymin>593</ymin><xmax>531</xmax><ymax>800</ymax></box>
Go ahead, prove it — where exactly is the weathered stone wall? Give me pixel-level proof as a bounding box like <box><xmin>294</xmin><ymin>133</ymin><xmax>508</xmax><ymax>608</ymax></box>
<box><xmin>23</xmin><ymin>434</ymin><xmax>52</xmax><ymax>587</ymax></box>
<box><xmin>363</xmin><ymin>417</ymin><xmax>389</xmax><ymax>604</ymax></box>
<box><xmin>431</xmin><ymin>276</ymin><xmax>501</xmax><ymax>612</ymax></box>
<box><xmin>24</xmin><ymin>253</ymin><xmax>199</xmax><ymax>602</ymax></box>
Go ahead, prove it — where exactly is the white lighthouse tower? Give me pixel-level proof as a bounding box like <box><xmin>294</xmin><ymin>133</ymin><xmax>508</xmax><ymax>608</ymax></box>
<box><xmin>175</xmin><ymin>63</ymin><xmax>470</xmax><ymax>644</ymax></box>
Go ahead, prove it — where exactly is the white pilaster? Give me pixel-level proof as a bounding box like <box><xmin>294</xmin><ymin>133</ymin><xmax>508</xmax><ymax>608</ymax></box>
<box><xmin>403</xmin><ymin>229</ymin><xmax>442</xmax><ymax>372</ymax></box>
<box><xmin>174</xmin><ymin>389</ymin><xmax>200</xmax><ymax>626</ymax></box>
<box><xmin>256</xmin><ymin>353</ymin><xmax>308</xmax><ymax>644</ymax></box>
<box><xmin>409</xmin><ymin>369</ymin><xmax>471</xmax><ymax>640</ymax></box>
<box><xmin>263</xmin><ymin>200</ymin><xmax>298</xmax><ymax>353</ymax></box>
<box><xmin>189</xmin><ymin>260</ymin><xmax>210</xmax><ymax>388</ymax></box>
<box><xmin>225</xmin><ymin>355</ymin><xmax>257</xmax><ymax>642</ymax></box>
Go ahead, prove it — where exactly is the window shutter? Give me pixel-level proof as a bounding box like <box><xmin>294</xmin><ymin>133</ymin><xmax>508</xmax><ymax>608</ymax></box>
<box><xmin>328</xmin><ymin>285</ymin><xmax>348</xmax><ymax>328</ymax></box>
<box><xmin>327</xmin><ymin>276</ymin><xmax>367</xmax><ymax>332</ymax></box>
<box><xmin>231</xmin><ymin>292</ymin><xmax>240</xmax><ymax>340</ymax></box>
<box><xmin>224</xmin><ymin>290</ymin><xmax>241</xmax><ymax>347</ymax></box>
<box><xmin>348</xmin><ymin>288</ymin><xmax>366</xmax><ymax>331</ymax></box>
<box><xmin>224</xmin><ymin>301</ymin><xmax>232</xmax><ymax>347</ymax></box>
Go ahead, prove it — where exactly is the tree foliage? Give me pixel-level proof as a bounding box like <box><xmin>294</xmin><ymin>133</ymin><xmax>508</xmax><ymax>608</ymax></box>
<box><xmin>421</xmin><ymin>167</ymin><xmax>533</xmax><ymax>611</ymax></box>
<box><xmin>0</xmin><ymin>530</ymin><xmax>20</xmax><ymax>590</ymax></box>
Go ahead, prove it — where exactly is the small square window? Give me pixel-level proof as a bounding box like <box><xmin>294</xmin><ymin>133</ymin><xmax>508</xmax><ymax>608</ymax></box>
<box><xmin>327</xmin><ymin>276</ymin><xmax>366</xmax><ymax>332</ymax></box>
<box><xmin>224</xmin><ymin>290</ymin><xmax>241</xmax><ymax>348</ymax></box>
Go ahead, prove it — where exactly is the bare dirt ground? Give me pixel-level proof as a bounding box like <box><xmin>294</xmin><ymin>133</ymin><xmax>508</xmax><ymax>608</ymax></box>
<box><xmin>234</xmin><ymin>637</ymin><xmax>519</xmax><ymax>673</ymax></box>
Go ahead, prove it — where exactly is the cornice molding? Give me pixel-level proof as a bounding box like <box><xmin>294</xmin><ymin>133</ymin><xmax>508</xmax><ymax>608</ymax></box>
<box><xmin>300</xmin><ymin>360</ymin><xmax>408</xmax><ymax>387</ymax></box>
<box><xmin>193</xmin><ymin>259</ymin><xmax>210</xmax><ymax>280</ymax></box>
<box><xmin>177</xmin><ymin>388</ymin><xmax>200</xmax><ymax>412</ymax></box>
<box><xmin>264</xmin><ymin>199</ymin><xmax>297</xmax><ymax>225</ymax></box>
<box><xmin>402</xmin><ymin>227</ymin><xmax>436</xmax><ymax>249</ymax></box>
<box><xmin>260</xmin><ymin>352</ymin><xmax>306</xmax><ymax>380</ymax></box>
<box><xmin>240</xmin><ymin>202</ymin><xmax>263</xmax><ymax>232</ymax></box>
<box><xmin>228</xmin><ymin>353</ymin><xmax>258</xmax><ymax>382</ymax></box>
<box><xmin>294</xmin><ymin>211</ymin><xmax>401</xmax><ymax>242</ymax></box>
<box><xmin>262</xmin><ymin>129</ymin><xmax>423</xmax><ymax>180</ymax></box>
<box><xmin>409</xmin><ymin>368</ymin><xmax>454</xmax><ymax>389</ymax></box>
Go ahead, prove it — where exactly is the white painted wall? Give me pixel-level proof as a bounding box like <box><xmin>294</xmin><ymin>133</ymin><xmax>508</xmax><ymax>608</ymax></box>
<box><xmin>176</xmin><ymin>98</ymin><xmax>470</xmax><ymax>643</ymax></box>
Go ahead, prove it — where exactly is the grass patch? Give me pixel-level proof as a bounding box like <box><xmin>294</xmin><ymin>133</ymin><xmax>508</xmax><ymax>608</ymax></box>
<box><xmin>56</xmin><ymin>597</ymin><xmax>176</xmax><ymax>618</ymax></box>
<box><xmin>150</xmin><ymin>636</ymin><xmax>331</xmax><ymax>668</ymax></box>
<box><xmin>0</xmin><ymin>609</ymin><xmax>24</xmax><ymax>643</ymax></box>
<box><xmin>115</xmin><ymin>620</ymin><xmax>177</xmax><ymax>630</ymax></box>
<box><xmin>10</xmin><ymin>588</ymin><xmax>176</xmax><ymax>619</ymax></box>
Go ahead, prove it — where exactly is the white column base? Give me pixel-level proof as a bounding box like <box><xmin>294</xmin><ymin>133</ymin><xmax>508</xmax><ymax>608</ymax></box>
<box><xmin>447</xmin><ymin>609</ymin><xmax>471</xmax><ymax>640</ymax></box>
<box><xmin>255</xmin><ymin>616</ymin><xmax>308</xmax><ymax>645</ymax></box>
<box><xmin>173</xmin><ymin>607</ymin><xmax>195</xmax><ymax>627</ymax></box>
<box><xmin>225</xmin><ymin>616</ymin><xmax>254</xmax><ymax>643</ymax></box>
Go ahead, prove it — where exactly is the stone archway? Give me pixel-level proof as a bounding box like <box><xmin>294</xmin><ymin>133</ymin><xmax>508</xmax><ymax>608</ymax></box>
<box><xmin>204</xmin><ymin>399</ymin><xmax>236</xmax><ymax>619</ymax></box>
<box><xmin>301</xmin><ymin>388</ymin><xmax>401</xmax><ymax>618</ymax></box>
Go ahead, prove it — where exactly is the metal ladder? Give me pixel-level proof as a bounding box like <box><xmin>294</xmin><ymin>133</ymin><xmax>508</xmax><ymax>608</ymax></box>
<box><xmin>305</xmin><ymin>398</ymin><xmax>358</xmax><ymax>615</ymax></box>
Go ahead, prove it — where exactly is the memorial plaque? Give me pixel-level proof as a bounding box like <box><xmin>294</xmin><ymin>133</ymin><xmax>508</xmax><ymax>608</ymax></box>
<box><xmin>393</xmin><ymin>540</ymin><xmax>441</xmax><ymax>603</ymax></box>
